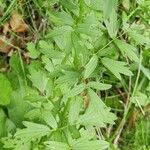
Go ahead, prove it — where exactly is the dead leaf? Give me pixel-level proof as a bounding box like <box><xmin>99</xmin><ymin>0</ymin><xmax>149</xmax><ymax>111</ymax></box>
<box><xmin>3</xmin><ymin>22</ymin><xmax>10</xmax><ymax>35</ymax></box>
<box><xmin>19</xmin><ymin>0</ymin><xmax>24</xmax><ymax>4</ymax></box>
<box><xmin>0</xmin><ymin>37</ymin><xmax>13</xmax><ymax>53</ymax></box>
<box><xmin>10</xmin><ymin>11</ymin><xmax>28</xmax><ymax>33</ymax></box>
<box><xmin>122</xmin><ymin>0</ymin><xmax>130</xmax><ymax>10</ymax></box>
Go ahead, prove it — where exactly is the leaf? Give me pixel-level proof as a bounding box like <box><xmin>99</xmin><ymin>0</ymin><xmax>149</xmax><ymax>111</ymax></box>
<box><xmin>56</xmin><ymin>71</ymin><xmax>79</xmax><ymax>85</ymax></box>
<box><xmin>28</xmin><ymin>68</ymin><xmax>49</xmax><ymax>93</ymax></box>
<box><xmin>42</xmin><ymin>56</ymin><xmax>54</xmax><ymax>72</ymax></box>
<box><xmin>0</xmin><ymin>108</ymin><xmax>7</xmax><ymax>137</ymax></box>
<box><xmin>84</xmin><ymin>55</ymin><xmax>98</xmax><ymax>79</ymax></box>
<box><xmin>46</xmin><ymin>26</ymin><xmax>73</xmax><ymax>51</ymax></box>
<box><xmin>60</xmin><ymin>0</ymin><xmax>79</xmax><ymax>16</ymax></box>
<box><xmin>39</xmin><ymin>40</ymin><xmax>64</xmax><ymax>59</ymax></box>
<box><xmin>9</xmin><ymin>11</ymin><xmax>28</xmax><ymax>33</ymax></box>
<box><xmin>10</xmin><ymin>53</ymin><xmax>25</xmax><ymax>77</ymax></box>
<box><xmin>114</xmin><ymin>39</ymin><xmax>139</xmax><ymax>62</ymax></box>
<box><xmin>128</xmin><ymin>31</ymin><xmax>150</xmax><ymax>45</ymax></box>
<box><xmin>15</xmin><ymin>121</ymin><xmax>50</xmax><ymax>143</ymax></box>
<box><xmin>78</xmin><ymin>108</ymin><xmax>106</xmax><ymax>127</ymax></box>
<box><xmin>103</xmin><ymin>0</ymin><xmax>118</xmax><ymax>19</ymax></box>
<box><xmin>75</xmin><ymin>14</ymin><xmax>101</xmax><ymax>37</ymax></box>
<box><xmin>71</xmin><ymin>32</ymin><xmax>90</xmax><ymax>67</ymax></box>
<box><xmin>1</xmin><ymin>136</ymin><xmax>30</xmax><ymax>150</ymax></box>
<box><xmin>84</xmin><ymin>0</ymin><xmax>103</xmax><ymax>10</ymax></box>
<box><xmin>87</xmin><ymin>81</ymin><xmax>112</xmax><ymax>90</ymax></box>
<box><xmin>10</xmin><ymin>53</ymin><xmax>27</xmax><ymax>90</ymax></box>
<box><xmin>0</xmin><ymin>37</ymin><xmax>13</xmax><ymax>53</ymax></box>
<box><xmin>27</xmin><ymin>42</ymin><xmax>40</xmax><ymax>59</ymax></box>
<box><xmin>39</xmin><ymin>40</ymin><xmax>53</xmax><ymax>50</ymax></box>
<box><xmin>69</xmin><ymin>125</ymin><xmax>81</xmax><ymax>139</ymax></box>
<box><xmin>104</xmin><ymin>10</ymin><xmax>118</xmax><ymax>38</ymax></box>
<box><xmin>122</xmin><ymin>0</ymin><xmax>130</xmax><ymax>10</ymax></box>
<box><xmin>45</xmin><ymin>78</ymin><xmax>54</xmax><ymax>97</ymax></box>
<box><xmin>131</xmin><ymin>92</ymin><xmax>149</xmax><ymax>106</ymax></box>
<box><xmin>3</xmin><ymin>22</ymin><xmax>9</xmax><ymax>35</ymax></box>
<box><xmin>47</xmin><ymin>26</ymin><xmax>73</xmax><ymax>37</ymax></box>
<box><xmin>45</xmin><ymin>141</ymin><xmax>70</xmax><ymax>150</ymax></box>
<box><xmin>141</xmin><ymin>65</ymin><xmax>150</xmax><ymax>80</ymax></box>
<box><xmin>72</xmin><ymin>139</ymin><xmax>109</xmax><ymax>150</ymax></box>
<box><xmin>49</xmin><ymin>11</ymin><xmax>74</xmax><ymax>26</ymax></box>
<box><xmin>78</xmin><ymin>89</ymin><xmax>116</xmax><ymax>126</ymax></box>
<box><xmin>8</xmin><ymin>89</ymin><xmax>32</xmax><ymax>127</ymax></box>
<box><xmin>101</xmin><ymin>57</ymin><xmax>133</xmax><ymax>80</ymax></box>
<box><xmin>0</xmin><ymin>74</ymin><xmax>12</xmax><ymax>105</ymax></box>
<box><xmin>103</xmin><ymin>0</ymin><xmax>118</xmax><ymax>38</ymax></box>
<box><xmin>53</xmin><ymin>32</ymin><xmax>72</xmax><ymax>51</ymax></box>
<box><xmin>25</xmin><ymin>108</ymin><xmax>41</xmax><ymax>120</ymax></box>
<box><xmin>65</xmin><ymin>83</ymin><xmax>86</xmax><ymax>98</ymax></box>
<box><xmin>68</xmin><ymin>97</ymin><xmax>82</xmax><ymax>125</ymax></box>
<box><xmin>42</xmin><ymin>110</ymin><xmax>57</xmax><ymax>129</ymax></box>
<box><xmin>24</xmin><ymin>93</ymin><xmax>46</xmax><ymax>102</ymax></box>
<box><xmin>88</xmin><ymin>89</ymin><xmax>116</xmax><ymax>124</ymax></box>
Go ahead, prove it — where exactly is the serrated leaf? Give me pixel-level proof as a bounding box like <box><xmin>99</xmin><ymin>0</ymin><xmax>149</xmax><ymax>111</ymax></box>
<box><xmin>84</xmin><ymin>55</ymin><xmax>98</xmax><ymax>79</ymax></box>
<box><xmin>42</xmin><ymin>56</ymin><xmax>54</xmax><ymax>72</ymax></box>
<box><xmin>25</xmin><ymin>108</ymin><xmax>41</xmax><ymax>120</ymax></box>
<box><xmin>131</xmin><ymin>92</ymin><xmax>149</xmax><ymax>106</ymax></box>
<box><xmin>39</xmin><ymin>40</ymin><xmax>64</xmax><ymax>59</ymax></box>
<box><xmin>47</xmin><ymin>26</ymin><xmax>73</xmax><ymax>37</ymax></box>
<box><xmin>88</xmin><ymin>89</ymin><xmax>116</xmax><ymax>124</ymax></box>
<box><xmin>69</xmin><ymin>125</ymin><xmax>81</xmax><ymax>139</ymax></box>
<box><xmin>45</xmin><ymin>141</ymin><xmax>70</xmax><ymax>150</ymax></box>
<box><xmin>103</xmin><ymin>0</ymin><xmax>118</xmax><ymax>38</ymax></box>
<box><xmin>84</xmin><ymin>0</ymin><xmax>103</xmax><ymax>10</ymax></box>
<box><xmin>24</xmin><ymin>93</ymin><xmax>46</xmax><ymax>102</ymax></box>
<box><xmin>71</xmin><ymin>32</ymin><xmax>90</xmax><ymax>67</ymax></box>
<box><xmin>65</xmin><ymin>83</ymin><xmax>86</xmax><ymax>98</ymax></box>
<box><xmin>8</xmin><ymin>90</ymin><xmax>31</xmax><ymax>127</ymax></box>
<box><xmin>60</xmin><ymin>0</ymin><xmax>79</xmax><ymax>16</ymax></box>
<box><xmin>78</xmin><ymin>89</ymin><xmax>116</xmax><ymax>126</ymax></box>
<box><xmin>0</xmin><ymin>74</ymin><xmax>12</xmax><ymax>105</ymax></box>
<box><xmin>68</xmin><ymin>97</ymin><xmax>82</xmax><ymax>125</ymax></box>
<box><xmin>76</xmin><ymin>14</ymin><xmax>101</xmax><ymax>37</ymax></box>
<box><xmin>78</xmin><ymin>108</ymin><xmax>105</xmax><ymax>127</ymax></box>
<box><xmin>49</xmin><ymin>11</ymin><xmax>74</xmax><ymax>26</ymax></box>
<box><xmin>104</xmin><ymin>10</ymin><xmax>119</xmax><ymax>38</ymax></box>
<box><xmin>42</xmin><ymin>110</ymin><xmax>57</xmax><ymax>129</ymax></box>
<box><xmin>46</xmin><ymin>26</ymin><xmax>73</xmax><ymax>51</ymax></box>
<box><xmin>128</xmin><ymin>31</ymin><xmax>150</xmax><ymax>45</ymax></box>
<box><xmin>87</xmin><ymin>81</ymin><xmax>112</xmax><ymax>90</ymax></box>
<box><xmin>114</xmin><ymin>39</ymin><xmax>139</xmax><ymax>62</ymax></box>
<box><xmin>28</xmin><ymin>68</ymin><xmax>49</xmax><ymax>93</ymax></box>
<box><xmin>102</xmin><ymin>57</ymin><xmax>133</xmax><ymax>80</ymax></box>
<box><xmin>141</xmin><ymin>65</ymin><xmax>150</xmax><ymax>80</ymax></box>
<box><xmin>72</xmin><ymin>139</ymin><xmax>109</xmax><ymax>150</ymax></box>
<box><xmin>103</xmin><ymin>0</ymin><xmax>118</xmax><ymax>19</ymax></box>
<box><xmin>27</xmin><ymin>42</ymin><xmax>40</xmax><ymax>59</ymax></box>
<box><xmin>56</xmin><ymin>71</ymin><xmax>79</xmax><ymax>85</ymax></box>
<box><xmin>15</xmin><ymin>121</ymin><xmax>50</xmax><ymax>143</ymax></box>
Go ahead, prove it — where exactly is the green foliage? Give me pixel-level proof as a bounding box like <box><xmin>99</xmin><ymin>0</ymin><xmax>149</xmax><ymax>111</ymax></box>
<box><xmin>0</xmin><ymin>74</ymin><xmax>12</xmax><ymax>105</ymax></box>
<box><xmin>84</xmin><ymin>55</ymin><xmax>98</xmax><ymax>79</ymax></box>
<box><xmin>101</xmin><ymin>57</ymin><xmax>133</xmax><ymax>80</ymax></box>
<box><xmin>0</xmin><ymin>0</ymin><xmax>150</xmax><ymax>149</ymax></box>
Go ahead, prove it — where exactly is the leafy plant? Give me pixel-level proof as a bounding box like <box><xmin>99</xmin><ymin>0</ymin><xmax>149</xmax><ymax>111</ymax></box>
<box><xmin>0</xmin><ymin>0</ymin><xmax>149</xmax><ymax>149</ymax></box>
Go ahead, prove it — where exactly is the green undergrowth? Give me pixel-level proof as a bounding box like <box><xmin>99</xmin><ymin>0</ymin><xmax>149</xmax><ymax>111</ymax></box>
<box><xmin>0</xmin><ymin>0</ymin><xmax>150</xmax><ymax>149</ymax></box>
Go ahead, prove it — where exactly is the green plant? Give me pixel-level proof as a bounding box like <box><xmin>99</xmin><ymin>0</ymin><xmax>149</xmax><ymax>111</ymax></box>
<box><xmin>0</xmin><ymin>0</ymin><xmax>150</xmax><ymax>149</ymax></box>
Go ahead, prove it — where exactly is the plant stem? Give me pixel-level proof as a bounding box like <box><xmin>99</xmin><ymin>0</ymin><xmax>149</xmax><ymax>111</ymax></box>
<box><xmin>111</xmin><ymin>49</ymin><xmax>143</xmax><ymax>143</ymax></box>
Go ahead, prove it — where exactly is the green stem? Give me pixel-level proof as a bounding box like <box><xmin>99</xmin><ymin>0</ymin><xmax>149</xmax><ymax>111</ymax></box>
<box><xmin>110</xmin><ymin>49</ymin><xmax>143</xmax><ymax>142</ymax></box>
